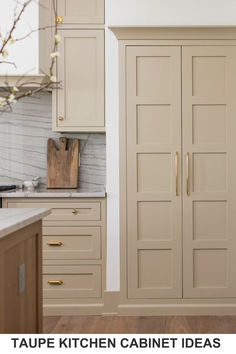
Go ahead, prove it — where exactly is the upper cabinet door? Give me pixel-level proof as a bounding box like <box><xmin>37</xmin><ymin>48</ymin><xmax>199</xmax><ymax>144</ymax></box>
<box><xmin>182</xmin><ymin>46</ymin><xmax>236</xmax><ymax>298</ymax></box>
<box><xmin>56</xmin><ymin>0</ymin><xmax>105</xmax><ymax>24</ymax></box>
<box><xmin>54</xmin><ymin>30</ymin><xmax>105</xmax><ymax>132</ymax></box>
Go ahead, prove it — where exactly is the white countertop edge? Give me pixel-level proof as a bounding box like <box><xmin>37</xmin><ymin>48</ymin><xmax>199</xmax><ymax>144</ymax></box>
<box><xmin>0</xmin><ymin>191</ymin><xmax>106</xmax><ymax>198</ymax></box>
<box><xmin>0</xmin><ymin>208</ymin><xmax>51</xmax><ymax>240</ymax></box>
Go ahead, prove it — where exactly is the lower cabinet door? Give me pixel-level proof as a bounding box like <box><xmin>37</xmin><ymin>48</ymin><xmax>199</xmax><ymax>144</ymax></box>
<box><xmin>43</xmin><ymin>265</ymin><xmax>101</xmax><ymax>298</ymax></box>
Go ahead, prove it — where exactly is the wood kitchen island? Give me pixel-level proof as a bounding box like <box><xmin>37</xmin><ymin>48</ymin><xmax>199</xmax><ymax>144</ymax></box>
<box><xmin>0</xmin><ymin>208</ymin><xmax>50</xmax><ymax>334</ymax></box>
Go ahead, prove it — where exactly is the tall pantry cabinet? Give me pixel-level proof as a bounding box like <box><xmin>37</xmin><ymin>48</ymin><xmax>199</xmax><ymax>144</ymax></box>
<box><xmin>112</xmin><ymin>27</ymin><xmax>236</xmax><ymax>315</ymax></box>
<box><xmin>53</xmin><ymin>0</ymin><xmax>105</xmax><ymax>132</ymax></box>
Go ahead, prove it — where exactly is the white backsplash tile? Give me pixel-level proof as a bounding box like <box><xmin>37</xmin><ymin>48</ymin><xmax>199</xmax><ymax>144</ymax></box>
<box><xmin>0</xmin><ymin>92</ymin><xmax>106</xmax><ymax>189</ymax></box>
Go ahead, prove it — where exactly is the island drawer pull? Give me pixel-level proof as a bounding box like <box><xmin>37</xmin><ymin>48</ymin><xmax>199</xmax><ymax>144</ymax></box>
<box><xmin>48</xmin><ymin>280</ymin><xmax>63</xmax><ymax>285</ymax></box>
<box><xmin>72</xmin><ymin>209</ymin><xmax>77</xmax><ymax>215</ymax></box>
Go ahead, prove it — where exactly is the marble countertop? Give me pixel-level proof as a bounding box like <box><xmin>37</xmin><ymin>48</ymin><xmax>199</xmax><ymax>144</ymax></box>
<box><xmin>0</xmin><ymin>208</ymin><xmax>51</xmax><ymax>240</ymax></box>
<box><xmin>0</xmin><ymin>187</ymin><xmax>106</xmax><ymax>198</ymax></box>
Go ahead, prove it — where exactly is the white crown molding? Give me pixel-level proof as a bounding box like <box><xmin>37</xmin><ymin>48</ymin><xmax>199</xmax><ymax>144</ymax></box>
<box><xmin>109</xmin><ymin>25</ymin><xmax>236</xmax><ymax>40</ymax></box>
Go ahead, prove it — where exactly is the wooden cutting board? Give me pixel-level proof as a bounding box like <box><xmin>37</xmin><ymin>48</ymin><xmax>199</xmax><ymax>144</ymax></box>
<box><xmin>46</xmin><ymin>137</ymin><xmax>79</xmax><ymax>189</ymax></box>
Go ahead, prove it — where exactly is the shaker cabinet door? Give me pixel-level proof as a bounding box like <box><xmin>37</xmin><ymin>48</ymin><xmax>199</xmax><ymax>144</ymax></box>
<box><xmin>54</xmin><ymin>29</ymin><xmax>105</xmax><ymax>132</ymax></box>
<box><xmin>126</xmin><ymin>46</ymin><xmax>182</xmax><ymax>299</ymax></box>
<box><xmin>182</xmin><ymin>46</ymin><xmax>236</xmax><ymax>298</ymax></box>
<box><xmin>57</xmin><ymin>0</ymin><xmax>104</xmax><ymax>24</ymax></box>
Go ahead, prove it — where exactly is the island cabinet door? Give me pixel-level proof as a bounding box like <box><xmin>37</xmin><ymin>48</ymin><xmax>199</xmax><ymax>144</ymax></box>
<box><xmin>54</xmin><ymin>29</ymin><xmax>105</xmax><ymax>132</ymax></box>
<box><xmin>126</xmin><ymin>46</ymin><xmax>182</xmax><ymax>299</ymax></box>
<box><xmin>182</xmin><ymin>46</ymin><xmax>236</xmax><ymax>298</ymax></box>
<box><xmin>56</xmin><ymin>0</ymin><xmax>105</xmax><ymax>24</ymax></box>
<box><xmin>0</xmin><ymin>223</ymin><xmax>41</xmax><ymax>334</ymax></box>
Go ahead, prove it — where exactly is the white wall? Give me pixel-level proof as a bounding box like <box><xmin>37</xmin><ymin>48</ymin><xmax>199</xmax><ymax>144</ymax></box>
<box><xmin>0</xmin><ymin>0</ymin><xmax>38</xmax><ymax>75</ymax></box>
<box><xmin>106</xmin><ymin>0</ymin><xmax>236</xmax><ymax>26</ymax></box>
<box><xmin>105</xmin><ymin>0</ymin><xmax>236</xmax><ymax>291</ymax></box>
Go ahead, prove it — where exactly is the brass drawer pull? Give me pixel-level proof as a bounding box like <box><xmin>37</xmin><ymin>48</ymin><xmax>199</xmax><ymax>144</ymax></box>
<box><xmin>72</xmin><ymin>209</ymin><xmax>77</xmax><ymax>215</ymax></box>
<box><xmin>48</xmin><ymin>280</ymin><xmax>63</xmax><ymax>285</ymax></box>
<box><xmin>58</xmin><ymin>116</ymin><xmax>64</xmax><ymax>121</ymax></box>
<box><xmin>47</xmin><ymin>241</ymin><xmax>63</xmax><ymax>247</ymax></box>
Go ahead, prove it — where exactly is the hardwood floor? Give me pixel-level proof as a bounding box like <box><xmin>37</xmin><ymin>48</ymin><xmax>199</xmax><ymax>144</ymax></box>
<box><xmin>43</xmin><ymin>316</ymin><xmax>236</xmax><ymax>334</ymax></box>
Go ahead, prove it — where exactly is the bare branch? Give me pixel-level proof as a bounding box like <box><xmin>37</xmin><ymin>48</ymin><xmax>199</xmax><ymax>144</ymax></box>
<box><xmin>0</xmin><ymin>0</ymin><xmax>33</xmax><ymax>54</ymax></box>
<box><xmin>0</xmin><ymin>0</ymin><xmax>60</xmax><ymax>114</ymax></box>
<box><xmin>14</xmin><ymin>24</ymin><xmax>55</xmax><ymax>42</ymax></box>
<box><xmin>0</xmin><ymin>61</ymin><xmax>17</xmax><ymax>68</ymax></box>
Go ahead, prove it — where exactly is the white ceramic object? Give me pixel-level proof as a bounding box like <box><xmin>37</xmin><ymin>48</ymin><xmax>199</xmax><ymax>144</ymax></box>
<box><xmin>23</xmin><ymin>181</ymin><xmax>35</xmax><ymax>190</ymax></box>
<box><xmin>23</xmin><ymin>177</ymin><xmax>40</xmax><ymax>190</ymax></box>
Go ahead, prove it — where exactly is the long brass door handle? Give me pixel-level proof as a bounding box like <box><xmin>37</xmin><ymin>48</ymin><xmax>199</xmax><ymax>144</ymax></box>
<box><xmin>175</xmin><ymin>152</ymin><xmax>179</xmax><ymax>196</ymax></box>
<box><xmin>48</xmin><ymin>280</ymin><xmax>63</xmax><ymax>285</ymax></box>
<box><xmin>186</xmin><ymin>152</ymin><xmax>190</xmax><ymax>196</ymax></box>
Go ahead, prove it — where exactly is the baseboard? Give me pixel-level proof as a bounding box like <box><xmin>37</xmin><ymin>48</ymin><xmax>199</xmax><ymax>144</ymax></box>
<box><xmin>44</xmin><ymin>292</ymin><xmax>120</xmax><ymax>316</ymax></box>
<box><xmin>44</xmin><ymin>298</ymin><xmax>236</xmax><ymax>316</ymax></box>
<box><xmin>118</xmin><ymin>303</ymin><xmax>236</xmax><ymax>316</ymax></box>
<box><xmin>102</xmin><ymin>291</ymin><xmax>120</xmax><ymax>315</ymax></box>
<box><xmin>43</xmin><ymin>303</ymin><xmax>104</xmax><ymax>316</ymax></box>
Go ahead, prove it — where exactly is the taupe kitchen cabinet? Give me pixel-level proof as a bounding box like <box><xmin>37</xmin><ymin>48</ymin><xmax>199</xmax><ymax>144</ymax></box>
<box><xmin>2</xmin><ymin>198</ymin><xmax>106</xmax><ymax>316</ymax></box>
<box><xmin>56</xmin><ymin>0</ymin><xmax>105</xmax><ymax>25</ymax></box>
<box><xmin>114</xmin><ymin>27</ymin><xmax>236</xmax><ymax>315</ymax></box>
<box><xmin>39</xmin><ymin>0</ymin><xmax>105</xmax><ymax>131</ymax></box>
<box><xmin>53</xmin><ymin>29</ymin><xmax>105</xmax><ymax>132</ymax></box>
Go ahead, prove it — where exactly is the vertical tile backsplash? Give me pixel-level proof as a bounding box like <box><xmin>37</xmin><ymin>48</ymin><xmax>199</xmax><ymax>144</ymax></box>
<box><xmin>0</xmin><ymin>92</ymin><xmax>106</xmax><ymax>189</ymax></box>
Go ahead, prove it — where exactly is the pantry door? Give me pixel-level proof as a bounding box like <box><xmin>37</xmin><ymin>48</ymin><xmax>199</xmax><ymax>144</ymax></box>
<box><xmin>182</xmin><ymin>46</ymin><xmax>236</xmax><ymax>298</ymax></box>
<box><xmin>126</xmin><ymin>46</ymin><xmax>182</xmax><ymax>299</ymax></box>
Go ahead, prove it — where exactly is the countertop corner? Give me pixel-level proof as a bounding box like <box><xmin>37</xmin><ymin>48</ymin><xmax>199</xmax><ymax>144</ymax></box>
<box><xmin>0</xmin><ymin>208</ymin><xmax>51</xmax><ymax>240</ymax></box>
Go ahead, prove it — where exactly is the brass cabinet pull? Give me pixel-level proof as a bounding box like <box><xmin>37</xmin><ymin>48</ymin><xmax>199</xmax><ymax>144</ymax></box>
<box><xmin>55</xmin><ymin>16</ymin><xmax>63</xmax><ymax>25</ymax></box>
<box><xmin>48</xmin><ymin>280</ymin><xmax>63</xmax><ymax>285</ymax></box>
<box><xmin>175</xmin><ymin>152</ymin><xmax>179</xmax><ymax>196</ymax></box>
<box><xmin>186</xmin><ymin>152</ymin><xmax>190</xmax><ymax>196</ymax></box>
<box><xmin>58</xmin><ymin>116</ymin><xmax>64</xmax><ymax>121</ymax></box>
<box><xmin>72</xmin><ymin>209</ymin><xmax>77</xmax><ymax>215</ymax></box>
<box><xmin>47</xmin><ymin>241</ymin><xmax>63</xmax><ymax>247</ymax></box>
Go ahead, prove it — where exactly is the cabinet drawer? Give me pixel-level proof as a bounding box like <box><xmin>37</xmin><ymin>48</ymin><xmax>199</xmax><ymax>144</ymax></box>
<box><xmin>43</xmin><ymin>226</ymin><xmax>101</xmax><ymax>260</ymax></box>
<box><xmin>6</xmin><ymin>201</ymin><xmax>101</xmax><ymax>222</ymax></box>
<box><xmin>43</xmin><ymin>265</ymin><xmax>101</xmax><ymax>298</ymax></box>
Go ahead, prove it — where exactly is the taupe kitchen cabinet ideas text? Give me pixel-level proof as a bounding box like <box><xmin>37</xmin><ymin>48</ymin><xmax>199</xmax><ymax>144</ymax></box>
<box><xmin>114</xmin><ymin>27</ymin><xmax>236</xmax><ymax>314</ymax></box>
<box><xmin>56</xmin><ymin>0</ymin><xmax>105</xmax><ymax>25</ymax></box>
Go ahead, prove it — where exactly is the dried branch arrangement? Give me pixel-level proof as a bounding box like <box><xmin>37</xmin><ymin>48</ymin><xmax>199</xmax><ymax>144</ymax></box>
<box><xmin>0</xmin><ymin>0</ymin><xmax>59</xmax><ymax>112</ymax></box>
